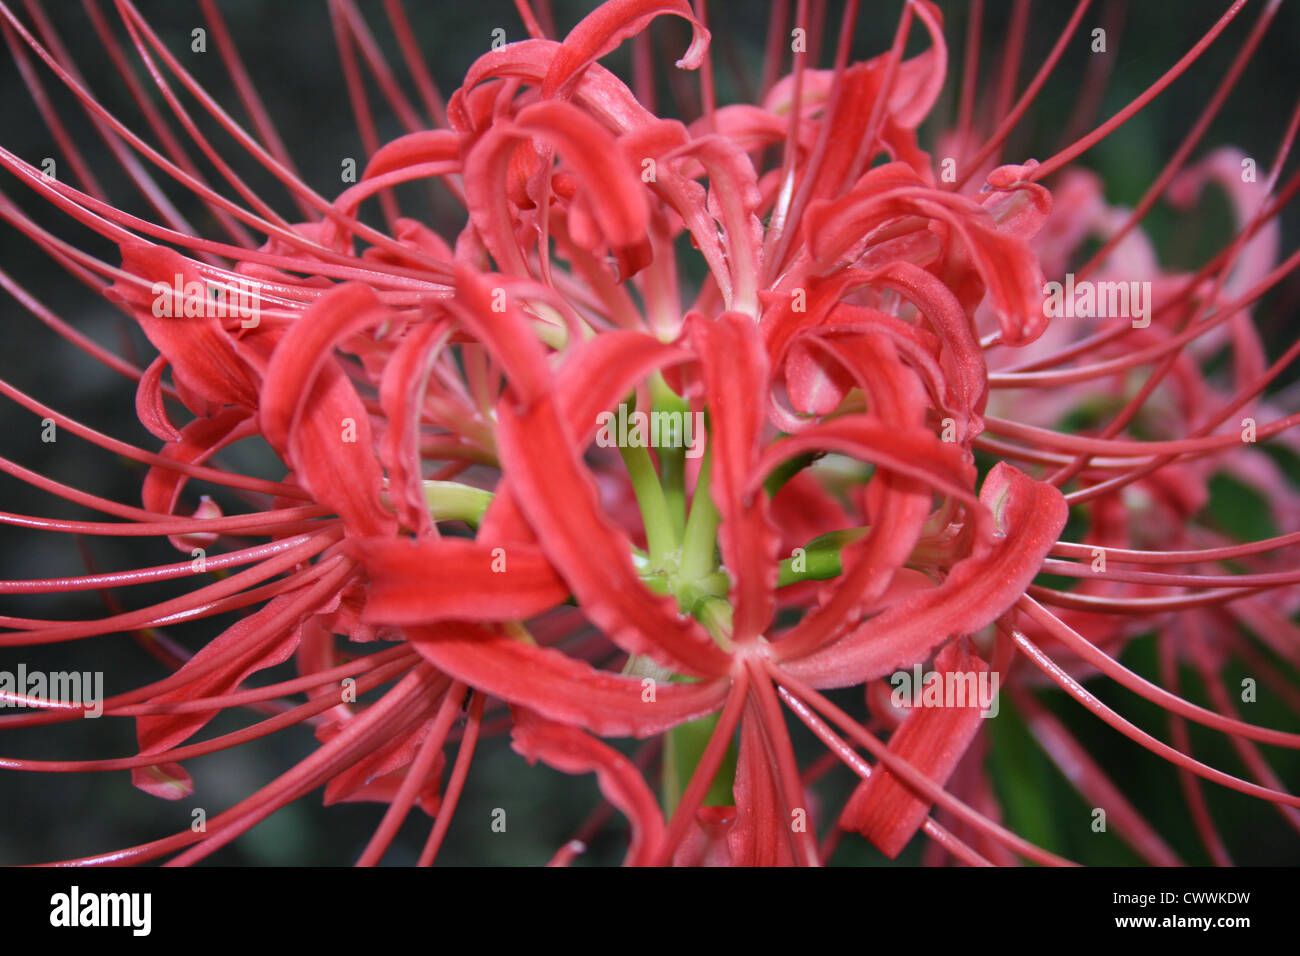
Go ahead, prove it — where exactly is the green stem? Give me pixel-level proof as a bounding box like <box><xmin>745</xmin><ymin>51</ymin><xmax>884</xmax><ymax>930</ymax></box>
<box><xmin>421</xmin><ymin>481</ymin><xmax>493</xmax><ymax>527</ymax></box>
<box><xmin>661</xmin><ymin>597</ymin><xmax>736</xmax><ymax>814</ymax></box>
<box><xmin>663</xmin><ymin>707</ymin><xmax>738</xmax><ymax>817</ymax></box>
<box><xmin>659</xmin><ymin>445</ymin><xmax>687</xmax><ymax>541</ymax></box>
<box><xmin>776</xmin><ymin>527</ymin><xmax>869</xmax><ymax>586</ymax></box>
<box><xmin>651</xmin><ymin>374</ymin><xmax>690</xmax><ymax>538</ymax></box>
<box><xmin>620</xmin><ymin>442</ymin><xmax>677</xmax><ymax>566</ymax></box>
<box><xmin>679</xmin><ymin>448</ymin><xmax>719</xmax><ymax>583</ymax></box>
<box><xmin>777</xmin><ymin>548</ymin><xmax>844</xmax><ymax>586</ymax></box>
<box><xmin>692</xmin><ymin>594</ymin><xmax>733</xmax><ymax>644</ymax></box>
<box><xmin>762</xmin><ymin>450</ymin><xmax>822</xmax><ymax>497</ymax></box>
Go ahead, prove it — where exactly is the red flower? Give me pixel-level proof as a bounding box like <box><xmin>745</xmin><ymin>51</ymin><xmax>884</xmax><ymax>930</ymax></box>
<box><xmin>2</xmin><ymin>0</ymin><xmax>1299</xmax><ymax>866</ymax></box>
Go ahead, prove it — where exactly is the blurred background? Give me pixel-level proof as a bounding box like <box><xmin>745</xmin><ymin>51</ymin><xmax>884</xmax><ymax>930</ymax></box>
<box><xmin>1</xmin><ymin>0</ymin><xmax>1299</xmax><ymax>865</ymax></box>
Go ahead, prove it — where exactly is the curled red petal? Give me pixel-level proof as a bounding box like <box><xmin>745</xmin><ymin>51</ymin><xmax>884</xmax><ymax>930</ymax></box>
<box><xmin>135</xmin><ymin>354</ymin><xmax>180</xmax><ymax>443</ymax></box>
<box><xmin>132</xmin><ymin>587</ymin><xmax>340</xmax><ymax>797</ymax></box>
<box><xmin>408</xmin><ymin>622</ymin><xmax>729</xmax><ymax>738</ymax></box>
<box><xmin>378</xmin><ymin>319</ymin><xmax>453</xmax><ymax>536</ymax></box>
<box><xmin>727</xmin><ymin>697</ymin><xmax>798</xmax><ymax>866</ymax></box>
<box><xmin>452</xmin><ymin>40</ymin><xmax>653</xmax><ymax>135</ymax></box>
<box><xmin>259</xmin><ymin>284</ymin><xmax>395</xmax><ymax>536</ymax></box>
<box><xmin>363</xmin><ymin>129</ymin><xmax>460</xmax><ymax>181</ymax></box>
<box><xmin>784</xmin><ymin>463</ymin><xmax>1067</xmax><ymax>686</ymax></box>
<box><xmin>321</xmin><ymin>712</ymin><xmax>446</xmax><ymax>814</ymax></box>
<box><xmin>258</xmin><ymin>282</ymin><xmax>389</xmax><ymax>454</ymax></box>
<box><xmin>446</xmin><ymin>265</ymin><xmax>552</xmax><ymax>405</ymax></box>
<box><xmin>108</xmin><ymin>242</ymin><xmax>260</xmax><ymax>412</ymax></box>
<box><xmin>352</xmin><ymin>537</ymin><xmax>569</xmax><ymax>624</ymax></box>
<box><xmin>541</xmin><ymin>0</ymin><xmax>709</xmax><ymax>98</ymax></box>
<box><xmin>512</xmin><ymin>710</ymin><xmax>666</xmax><ymax>866</ymax></box>
<box><xmin>806</xmin><ymin>174</ymin><xmax>1047</xmax><ymax>346</ymax></box>
<box><xmin>451</xmin><ymin>276</ymin><xmax>728</xmax><ymax>676</ymax></box>
<box><xmin>464</xmin><ymin>102</ymin><xmax>651</xmax><ymax>279</ymax></box>
<box><xmin>753</xmin><ymin>414</ymin><xmax>982</xmax><ymax>517</ymax></box>
<box><xmin>688</xmin><ymin>312</ymin><xmax>777</xmax><ymax>643</ymax></box>
<box><xmin>839</xmin><ymin>640</ymin><xmax>990</xmax><ymax>857</ymax></box>
<box><xmin>498</xmin><ymin>397</ymin><xmax>732</xmax><ymax>677</ymax></box>
<box><xmin>141</xmin><ymin>408</ymin><xmax>258</xmax><ymax>553</ymax></box>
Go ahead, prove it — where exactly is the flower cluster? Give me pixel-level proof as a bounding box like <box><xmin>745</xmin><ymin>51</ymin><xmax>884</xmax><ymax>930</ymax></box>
<box><xmin>2</xmin><ymin>0</ymin><xmax>1298</xmax><ymax>866</ymax></box>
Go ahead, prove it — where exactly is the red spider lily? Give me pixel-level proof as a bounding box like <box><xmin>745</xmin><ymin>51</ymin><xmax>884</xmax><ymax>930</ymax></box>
<box><xmin>0</xmin><ymin>0</ymin><xmax>1298</xmax><ymax>868</ymax></box>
